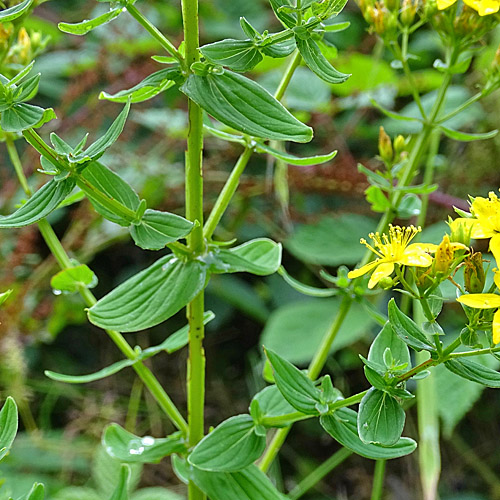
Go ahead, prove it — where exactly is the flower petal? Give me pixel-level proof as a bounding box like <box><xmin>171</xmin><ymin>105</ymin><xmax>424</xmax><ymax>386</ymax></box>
<box><xmin>457</xmin><ymin>293</ymin><xmax>500</xmax><ymax>309</ymax></box>
<box><xmin>494</xmin><ymin>270</ymin><xmax>500</xmax><ymax>291</ymax></box>
<box><xmin>436</xmin><ymin>0</ymin><xmax>457</xmax><ymax>9</ymax></box>
<box><xmin>407</xmin><ymin>242</ymin><xmax>438</xmax><ymax>253</ymax></box>
<box><xmin>400</xmin><ymin>248</ymin><xmax>433</xmax><ymax>267</ymax></box>
<box><xmin>489</xmin><ymin>234</ymin><xmax>500</xmax><ymax>265</ymax></box>
<box><xmin>348</xmin><ymin>260</ymin><xmax>380</xmax><ymax>279</ymax></box>
<box><xmin>464</xmin><ymin>0</ymin><xmax>500</xmax><ymax>15</ymax></box>
<box><xmin>368</xmin><ymin>262</ymin><xmax>394</xmax><ymax>289</ymax></box>
<box><xmin>493</xmin><ymin>309</ymin><xmax>500</xmax><ymax>345</ymax></box>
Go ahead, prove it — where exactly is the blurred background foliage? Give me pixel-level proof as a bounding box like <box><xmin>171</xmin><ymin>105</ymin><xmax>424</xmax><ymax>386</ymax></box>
<box><xmin>1</xmin><ymin>0</ymin><xmax>500</xmax><ymax>499</ymax></box>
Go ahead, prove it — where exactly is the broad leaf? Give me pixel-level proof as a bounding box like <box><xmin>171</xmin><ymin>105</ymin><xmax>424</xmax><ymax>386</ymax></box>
<box><xmin>357</xmin><ymin>388</ymin><xmax>405</xmax><ymax>445</ymax></box>
<box><xmin>320</xmin><ymin>408</ymin><xmax>417</xmax><ymax>459</ymax></box>
<box><xmin>387</xmin><ymin>299</ymin><xmax>436</xmax><ymax>352</ymax></box>
<box><xmin>1</xmin><ymin>103</ymin><xmax>45</xmax><ymax>132</ymax></box>
<box><xmin>180</xmin><ymin>71</ymin><xmax>312</xmax><ymax>143</ymax></box>
<box><xmin>45</xmin><ymin>358</ymin><xmax>136</xmax><ymax>384</ymax></box>
<box><xmin>0</xmin><ymin>178</ymin><xmax>75</xmax><ymax>228</ymax></box>
<box><xmin>15</xmin><ymin>73</ymin><xmax>40</xmax><ymax>102</ymax></box>
<box><xmin>26</xmin><ymin>483</ymin><xmax>44</xmax><ymax>500</ymax></box>
<box><xmin>0</xmin><ymin>0</ymin><xmax>34</xmax><ymax>22</ymax></box>
<box><xmin>130</xmin><ymin>209</ymin><xmax>193</xmax><ymax>250</ymax></box>
<box><xmin>296</xmin><ymin>37</ymin><xmax>350</xmax><ymax>84</ymax></box>
<box><xmin>439</xmin><ymin>126</ymin><xmax>498</xmax><ymax>142</ymax></box>
<box><xmin>51</xmin><ymin>264</ymin><xmax>98</xmax><ymax>294</ymax></box>
<box><xmin>109</xmin><ymin>465</ymin><xmax>130</xmax><ymax>500</ymax></box>
<box><xmin>100</xmin><ymin>68</ymin><xmax>179</xmax><ymax>103</ymax></box>
<box><xmin>265</xmin><ymin>348</ymin><xmax>321</xmax><ymax>414</ymax></box>
<box><xmin>103</xmin><ymin>424</ymin><xmax>186</xmax><ymax>464</ymax></box>
<box><xmin>444</xmin><ymin>358</ymin><xmax>500</xmax><ymax>388</ymax></box>
<box><xmin>251</xmin><ymin>385</ymin><xmax>296</xmax><ymax>426</ymax></box>
<box><xmin>201</xmin><ymin>39</ymin><xmax>263</xmax><ymax>72</ymax></box>
<box><xmin>268</xmin><ymin>0</ymin><xmax>296</xmax><ymax>28</ymax></box>
<box><xmin>368</xmin><ymin>322</ymin><xmax>411</xmax><ymax>372</ymax></box>
<box><xmin>132</xmin><ymin>488</ymin><xmax>184</xmax><ymax>500</ymax></box>
<box><xmin>191</xmin><ymin>465</ymin><xmax>285</xmax><ymax>500</ymax></box>
<box><xmin>78</xmin><ymin>162</ymin><xmax>140</xmax><ymax>226</ymax></box>
<box><xmin>88</xmin><ymin>255</ymin><xmax>207</xmax><ymax>332</ymax></box>
<box><xmin>255</xmin><ymin>142</ymin><xmax>337</xmax><ymax>166</ymax></box>
<box><xmin>0</xmin><ymin>397</ymin><xmax>18</xmax><ymax>462</ymax></box>
<box><xmin>58</xmin><ymin>7</ymin><xmax>124</xmax><ymax>35</ymax></box>
<box><xmin>210</xmin><ymin>239</ymin><xmax>282</xmax><ymax>276</ymax></box>
<box><xmin>188</xmin><ymin>415</ymin><xmax>266</xmax><ymax>471</ymax></box>
<box><xmin>260</xmin><ymin>38</ymin><xmax>296</xmax><ymax>58</ymax></box>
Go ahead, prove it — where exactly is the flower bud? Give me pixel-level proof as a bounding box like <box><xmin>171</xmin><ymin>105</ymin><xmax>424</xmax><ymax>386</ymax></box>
<box><xmin>393</xmin><ymin>134</ymin><xmax>406</xmax><ymax>156</ymax></box>
<box><xmin>378</xmin><ymin>276</ymin><xmax>395</xmax><ymax>289</ymax></box>
<box><xmin>400</xmin><ymin>0</ymin><xmax>417</xmax><ymax>25</ymax></box>
<box><xmin>378</xmin><ymin>126</ymin><xmax>393</xmax><ymax>163</ymax></box>
<box><xmin>448</xmin><ymin>217</ymin><xmax>474</xmax><ymax>246</ymax></box>
<box><xmin>464</xmin><ymin>252</ymin><xmax>486</xmax><ymax>294</ymax></box>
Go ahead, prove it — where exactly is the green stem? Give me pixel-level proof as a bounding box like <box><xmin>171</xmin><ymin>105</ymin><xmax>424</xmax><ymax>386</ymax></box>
<box><xmin>436</xmin><ymin>91</ymin><xmax>482</xmax><ymax>124</ymax></box>
<box><xmin>274</xmin><ymin>50</ymin><xmax>302</xmax><ymax>101</ymax></box>
<box><xmin>288</xmin><ymin>448</ymin><xmax>352</xmax><ymax>500</ymax></box>
<box><xmin>258</xmin><ymin>427</ymin><xmax>291</xmax><ymax>473</ymax></box>
<box><xmin>371</xmin><ymin>459</ymin><xmax>386</xmax><ymax>500</ymax></box>
<box><xmin>5</xmin><ymin>139</ymin><xmax>189</xmax><ymax>435</ymax></box>
<box><xmin>6</xmin><ymin>137</ymin><xmax>31</xmax><ymax>195</ymax></box>
<box><xmin>126</xmin><ymin>4</ymin><xmax>183</xmax><ymax>64</ymax></box>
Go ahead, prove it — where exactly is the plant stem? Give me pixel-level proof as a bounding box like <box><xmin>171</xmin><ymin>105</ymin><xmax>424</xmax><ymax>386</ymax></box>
<box><xmin>5</xmin><ymin>138</ymin><xmax>189</xmax><ymax>435</ymax></box>
<box><xmin>5</xmin><ymin>137</ymin><xmax>31</xmax><ymax>195</ymax></box>
<box><xmin>288</xmin><ymin>448</ymin><xmax>352</xmax><ymax>500</ymax></box>
<box><xmin>259</xmin><ymin>426</ymin><xmax>291</xmax><ymax>473</ymax></box>
<box><xmin>126</xmin><ymin>4</ymin><xmax>183</xmax><ymax>64</ymax></box>
<box><xmin>181</xmin><ymin>0</ymin><xmax>206</xmax><ymax>497</ymax></box>
<box><xmin>371</xmin><ymin>459</ymin><xmax>386</xmax><ymax>500</ymax></box>
<box><xmin>274</xmin><ymin>50</ymin><xmax>302</xmax><ymax>101</ymax></box>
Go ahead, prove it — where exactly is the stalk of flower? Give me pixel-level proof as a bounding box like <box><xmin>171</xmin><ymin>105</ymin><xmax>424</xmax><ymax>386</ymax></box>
<box><xmin>347</xmin><ymin>225</ymin><xmax>437</xmax><ymax>289</ymax></box>
<box><xmin>457</xmin><ymin>271</ymin><xmax>500</xmax><ymax>343</ymax></box>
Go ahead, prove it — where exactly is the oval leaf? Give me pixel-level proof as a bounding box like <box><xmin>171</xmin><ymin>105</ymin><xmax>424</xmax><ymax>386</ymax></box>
<box><xmin>368</xmin><ymin>322</ymin><xmax>411</xmax><ymax>372</ymax></box>
<box><xmin>1</xmin><ymin>103</ymin><xmax>45</xmax><ymax>132</ymax></box>
<box><xmin>51</xmin><ymin>264</ymin><xmax>98</xmax><ymax>294</ymax></box>
<box><xmin>0</xmin><ymin>0</ymin><xmax>34</xmax><ymax>21</ymax></box>
<box><xmin>0</xmin><ymin>178</ymin><xmax>75</xmax><ymax>228</ymax></box>
<box><xmin>201</xmin><ymin>39</ymin><xmax>263</xmax><ymax>72</ymax></box>
<box><xmin>58</xmin><ymin>7</ymin><xmax>123</xmax><ymax>35</ymax></box>
<box><xmin>180</xmin><ymin>71</ymin><xmax>312</xmax><ymax>143</ymax></box>
<box><xmin>444</xmin><ymin>358</ymin><xmax>500</xmax><ymax>388</ymax></box>
<box><xmin>251</xmin><ymin>385</ymin><xmax>296</xmax><ymax>426</ymax></box>
<box><xmin>188</xmin><ymin>415</ymin><xmax>266</xmax><ymax>472</ymax></box>
<box><xmin>0</xmin><ymin>397</ymin><xmax>18</xmax><ymax>462</ymax></box>
<box><xmin>320</xmin><ymin>408</ymin><xmax>417</xmax><ymax>460</ymax></box>
<box><xmin>26</xmin><ymin>483</ymin><xmax>44</xmax><ymax>500</ymax></box>
<box><xmin>88</xmin><ymin>255</ymin><xmax>207</xmax><ymax>332</ymax></box>
<box><xmin>103</xmin><ymin>424</ymin><xmax>186</xmax><ymax>464</ymax></box>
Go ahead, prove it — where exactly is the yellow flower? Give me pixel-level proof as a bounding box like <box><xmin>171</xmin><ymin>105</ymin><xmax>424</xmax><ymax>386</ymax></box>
<box><xmin>433</xmin><ymin>234</ymin><xmax>467</xmax><ymax>273</ymax></box>
<box><xmin>437</xmin><ymin>0</ymin><xmax>500</xmax><ymax>15</ymax></box>
<box><xmin>457</xmin><ymin>272</ymin><xmax>500</xmax><ymax>344</ymax></box>
<box><xmin>454</xmin><ymin>191</ymin><xmax>500</xmax><ymax>263</ymax></box>
<box><xmin>348</xmin><ymin>225</ymin><xmax>436</xmax><ymax>289</ymax></box>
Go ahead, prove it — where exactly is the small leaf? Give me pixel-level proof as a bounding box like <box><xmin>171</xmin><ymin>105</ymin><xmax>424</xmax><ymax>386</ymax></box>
<box><xmin>180</xmin><ymin>70</ymin><xmax>312</xmax><ymax>143</ymax></box>
<box><xmin>211</xmin><ymin>238</ymin><xmax>282</xmax><ymax>276</ymax></box>
<box><xmin>260</xmin><ymin>38</ymin><xmax>296</xmax><ymax>58</ymax></box>
<box><xmin>278</xmin><ymin>266</ymin><xmax>336</xmax><ymax>297</ymax></box>
<box><xmin>88</xmin><ymin>255</ymin><xmax>207</xmax><ymax>332</ymax></box>
<box><xmin>0</xmin><ymin>178</ymin><xmax>75</xmax><ymax>228</ymax></box>
<box><xmin>269</xmin><ymin>0</ymin><xmax>296</xmax><ymax>28</ymax></box>
<box><xmin>26</xmin><ymin>483</ymin><xmax>44</xmax><ymax>500</ymax></box>
<box><xmin>0</xmin><ymin>289</ymin><xmax>12</xmax><ymax>307</ymax></box>
<box><xmin>265</xmin><ymin>348</ymin><xmax>321</xmax><ymax>414</ymax></box>
<box><xmin>51</xmin><ymin>264</ymin><xmax>98</xmax><ymax>294</ymax></box>
<box><xmin>188</xmin><ymin>415</ymin><xmax>266</xmax><ymax>472</ymax></box>
<box><xmin>439</xmin><ymin>126</ymin><xmax>498</xmax><ymax>142</ymax></box>
<box><xmin>15</xmin><ymin>73</ymin><xmax>40</xmax><ymax>102</ymax></box>
<box><xmin>368</xmin><ymin>322</ymin><xmax>411</xmax><ymax>372</ymax></box>
<box><xmin>0</xmin><ymin>397</ymin><xmax>18</xmax><ymax>462</ymax></box>
<box><xmin>320</xmin><ymin>408</ymin><xmax>416</xmax><ymax>460</ymax></box>
<box><xmin>371</xmin><ymin>99</ymin><xmax>422</xmax><ymax>122</ymax></box>
<box><xmin>296</xmin><ymin>37</ymin><xmax>350</xmax><ymax>84</ymax></box>
<box><xmin>103</xmin><ymin>424</ymin><xmax>186</xmax><ymax>464</ymax></box>
<box><xmin>1</xmin><ymin>103</ymin><xmax>45</xmax><ymax>132</ymax></box>
<box><xmin>358</xmin><ymin>388</ymin><xmax>405</xmax><ymax>445</ymax></box>
<box><xmin>45</xmin><ymin>358</ymin><xmax>136</xmax><ymax>384</ymax></box>
<box><xmin>108</xmin><ymin>465</ymin><xmax>130</xmax><ymax>500</ymax></box>
<box><xmin>387</xmin><ymin>299</ymin><xmax>435</xmax><ymax>352</ymax></box>
<box><xmin>130</xmin><ymin>209</ymin><xmax>193</xmax><ymax>250</ymax></box>
<box><xmin>58</xmin><ymin>7</ymin><xmax>124</xmax><ymax>35</ymax></box>
<box><xmin>444</xmin><ymin>358</ymin><xmax>500</xmax><ymax>388</ymax></box>
<box><xmin>0</xmin><ymin>0</ymin><xmax>34</xmax><ymax>22</ymax></box>
<box><xmin>201</xmin><ymin>39</ymin><xmax>263</xmax><ymax>72</ymax></box>
<box><xmin>251</xmin><ymin>386</ymin><xmax>296</xmax><ymax>426</ymax></box>
<box><xmin>255</xmin><ymin>142</ymin><xmax>337</xmax><ymax>166</ymax></box>
<box><xmin>191</xmin><ymin>465</ymin><xmax>285</xmax><ymax>500</ymax></box>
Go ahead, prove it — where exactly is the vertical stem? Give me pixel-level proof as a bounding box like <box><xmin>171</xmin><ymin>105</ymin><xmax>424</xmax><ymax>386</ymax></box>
<box><xmin>181</xmin><ymin>0</ymin><xmax>206</xmax><ymax>498</ymax></box>
<box><xmin>371</xmin><ymin>459</ymin><xmax>386</xmax><ymax>500</ymax></box>
<box><xmin>5</xmin><ymin>137</ymin><xmax>31</xmax><ymax>195</ymax></box>
<box><xmin>274</xmin><ymin>50</ymin><xmax>302</xmax><ymax>100</ymax></box>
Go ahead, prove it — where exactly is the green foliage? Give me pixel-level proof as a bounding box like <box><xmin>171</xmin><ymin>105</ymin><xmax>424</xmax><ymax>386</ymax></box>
<box><xmin>0</xmin><ymin>398</ymin><xmax>18</xmax><ymax>463</ymax></box>
<box><xmin>0</xmin><ymin>0</ymin><xmax>35</xmax><ymax>22</ymax></box>
<box><xmin>50</xmin><ymin>265</ymin><xmax>98</xmax><ymax>294</ymax></box>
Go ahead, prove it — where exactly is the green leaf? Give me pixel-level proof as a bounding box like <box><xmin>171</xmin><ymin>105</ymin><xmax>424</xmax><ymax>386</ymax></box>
<box><xmin>357</xmin><ymin>388</ymin><xmax>405</xmax><ymax>446</ymax></box>
<box><xmin>201</xmin><ymin>39</ymin><xmax>263</xmax><ymax>72</ymax></box>
<box><xmin>1</xmin><ymin>103</ymin><xmax>45</xmax><ymax>132</ymax></box>
<box><xmin>255</xmin><ymin>142</ymin><xmax>337</xmax><ymax>166</ymax></box>
<box><xmin>265</xmin><ymin>348</ymin><xmax>321</xmax><ymax>414</ymax></box>
<box><xmin>45</xmin><ymin>358</ymin><xmax>136</xmax><ymax>384</ymax></box>
<box><xmin>296</xmin><ymin>37</ymin><xmax>350</xmax><ymax>84</ymax></box>
<box><xmin>251</xmin><ymin>385</ymin><xmax>296</xmax><ymax>426</ymax></box>
<box><xmin>278</xmin><ymin>266</ymin><xmax>337</xmax><ymax>297</ymax></box>
<box><xmin>141</xmin><ymin>311</ymin><xmax>215</xmax><ymax>357</ymax></box>
<box><xmin>180</xmin><ymin>71</ymin><xmax>312</xmax><ymax>143</ymax></box>
<box><xmin>100</xmin><ymin>68</ymin><xmax>178</xmax><ymax>103</ymax></box>
<box><xmin>103</xmin><ymin>424</ymin><xmax>186</xmax><ymax>464</ymax></box>
<box><xmin>15</xmin><ymin>73</ymin><xmax>40</xmax><ymax>102</ymax></box>
<box><xmin>371</xmin><ymin>98</ymin><xmax>422</xmax><ymax>122</ymax></box>
<box><xmin>387</xmin><ymin>298</ymin><xmax>436</xmax><ymax>352</ymax></box>
<box><xmin>131</xmin><ymin>488</ymin><xmax>184</xmax><ymax>500</ymax></box>
<box><xmin>0</xmin><ymin>178</ymin><xmax>75</xmax><ymax>228</ymax></box>
<box><xmin>33</xmin><ymin>108</ymin><xmax>57</xmax><ymax>129</ymax></box>
<box><xmin>444</xmin><ymin>358</ymin><xmax>500</xmax><ymax>388</ymax></box>
<box><xmin>188</xmin><ymin>415</ymin><xmax>266</xmax><ymax>472</ymax></box>
<box><xmin>320</xmin><ymin>408</ymin><xmax>417</xmax><ymax>460</ymax></box>
<box><xmin>368</xmin><ymin>322</ymin><xmax>411</xmax><ymax>372</ymax></box>
<box><xmin>211</xmin><ymin>238</ymin><xmax>282</xmax><ymax>276</ymax></box>
<box><xmin>191</xmin><ymin>465</ymin><xmax>285</xmax><ymax>500</ymax></box>
<box><xmin>0</xmin><ymin>397</ymin><xmax>18</xmax><ymax>462</ymax></box>
<box><xmin>51</xmin><ymin>264</ymin><xmax>98</xmax><ymax>294</ymax></box>
<box><xmin>260</xmin><ymin>38</ymin><xmax>296</xmax><ymax>58</ymax></box>
<box><xmin>130</xmin><ymin>209</ymin><xmax>193</xmax><ymax>250</ymax></box>
<box><xmin>203</xmin><ymin>120</ymin><xmax>246</xmax><ymax>144</ymax></box>
<box><xmin>58</xmin><ymin>7</ymin><xmax>124</xmax><ymax>35</ymax></box>
<box><xmin>0</xmin><ymin>0</ymin><xmax>34</xmax><ymax>21</ymax></box>
<box><xmin>88</xmin><ymin>255</ymin><xmax>207</xmax><ymax>332</ymax></box>
<box><xmin>78</xmin><ymin>162</ymin><xmax>140</xmax><ymax>226</ymax></box>
<box><xmin>108</xmin><ymin>465</ymin><xmax>130</xmax><ymax>500</ymax></box>
<box><xmin>25</xmin><ymin>483</ymin><xmax>44</xmax><ymax>500</ymax></box>
<box><xmin>269</xmin><ymin>0</ymin><xmax>296</xmax><ymax>28</ymax></box>
<box><xmin>438</xmin><ymin>126</ymin><xmax>498</xmax><ymax>142</ymax></box>
<box><xmin>0</xmin><ymin>289</ymin><xmax>12</xmax><ymax>307</ymax></box>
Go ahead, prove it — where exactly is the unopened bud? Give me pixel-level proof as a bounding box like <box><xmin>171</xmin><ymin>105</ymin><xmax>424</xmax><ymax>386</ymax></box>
<box><xmin>378</xmin><ymin>126</ymin><xmax>393</xmax><ymax>163</ymax></box>
<box><xmin>401</xmin><ymin>0</ymin><xmax>417</xmax><ymax>25</ymax></box>
<box><xmin>393</xmin><ymin>135</ymin><xmax>406</xmax><ymax>156</ymax></box>
<box><xmin>464</xmin><ymin>252</ymin><xmax>486</xmax><ymax>294</ymax></box>
<box><xmin>378</xmin><ymin>276</ymin><xmax>395</xmax><ymax>289</ymax></box>
<box><xmin>448</xmin><ymin>217</ymin><xmax>474</xmax><ymax>246</ymax></box>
